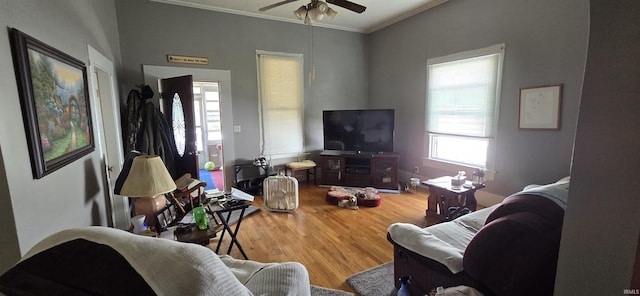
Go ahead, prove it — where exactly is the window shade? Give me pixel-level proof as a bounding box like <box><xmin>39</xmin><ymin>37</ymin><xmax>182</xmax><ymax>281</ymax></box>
<box><xmin>426</xmin><ymin>53</ymin><xmax>500</xmax><ymax>138</ymax></box>
<box><xmin>257</xmin><ymin>53</ymin><xmax>304</xmax><ymax>157</ymax></box>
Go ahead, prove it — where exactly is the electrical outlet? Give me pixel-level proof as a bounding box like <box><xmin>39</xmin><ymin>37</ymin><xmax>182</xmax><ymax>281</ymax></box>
<box><xmin>413</xmin><ymin>166</ymin><xmax>419</xmax><ymax>173</ymax></box>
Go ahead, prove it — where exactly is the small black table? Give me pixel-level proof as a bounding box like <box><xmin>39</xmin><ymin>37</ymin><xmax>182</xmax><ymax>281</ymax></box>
<box><xmin>233</xmin><ymin>163</ymin><xmax>270</xmax><ymax>185</ymax></box>
<box><xmin>206</xmin><ymin>199</ymin><xmax>252</xmax><ymax>259</ymax></box>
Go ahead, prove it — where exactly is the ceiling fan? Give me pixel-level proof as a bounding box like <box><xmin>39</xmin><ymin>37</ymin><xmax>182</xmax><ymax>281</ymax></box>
<box><xmin>259</xmin><ymin>0</ymin><xmax>366</xmax><ymax>25</ymax></box>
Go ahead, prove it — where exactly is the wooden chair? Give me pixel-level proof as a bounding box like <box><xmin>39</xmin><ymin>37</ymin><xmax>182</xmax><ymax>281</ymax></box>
<box><xmin>170</xmin><ymin>173</ymin><xmax>207</xmax><ymax>214</ymax></box>
<box><xmin>158</xmin><ymin>174</ymin><xmax>225</xmax><ymax>237</ymax></box>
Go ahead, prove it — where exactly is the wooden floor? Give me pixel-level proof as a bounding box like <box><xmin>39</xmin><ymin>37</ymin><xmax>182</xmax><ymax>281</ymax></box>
<box><xmin>208</xmin><ymin>182</ymin><xmax>440</xmax><ymax>293</ymax></box>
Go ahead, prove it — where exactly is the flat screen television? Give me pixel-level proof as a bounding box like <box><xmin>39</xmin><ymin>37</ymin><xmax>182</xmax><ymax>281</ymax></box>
<box><xmin>323</xmin><ymin>109</ymin><xmax>395</xmax><ymax>153</ymax></box>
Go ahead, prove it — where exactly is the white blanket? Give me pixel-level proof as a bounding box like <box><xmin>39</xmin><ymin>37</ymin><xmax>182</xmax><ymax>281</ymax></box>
<box><xmin>21</xmin><ymin>226</ymin><xmax>309</xmax><ymax>296</ymax></box>
<box><xmin>388</xmin><ymin>177</ymin><xmax>570</xmax><ymax>275</ymax></box>
<box><xmin>220</xmin><ymin>255</ymin><xmax>311</xmax><ymax>296</ymax></box>
<box><xmin>387</xmin><ymin>205</ymin><xmax>497</xmax><ymax>274</ymax></box>
<box><xmin>508</xmin><ymin>176</ymin><xmax>570</xmax><ymax>209</ymax></box>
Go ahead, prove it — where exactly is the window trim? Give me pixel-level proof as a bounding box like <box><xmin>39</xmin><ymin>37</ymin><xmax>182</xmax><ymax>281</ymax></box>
<box><xmin>423</xmin><ymin>44</ymin><xmax>505</xmax><ymax>177</ymax></box>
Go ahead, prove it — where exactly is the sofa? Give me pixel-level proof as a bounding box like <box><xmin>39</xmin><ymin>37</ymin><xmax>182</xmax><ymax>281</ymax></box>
<box><xmin>0</xmin><ymin>226</ymin><xmax>311</xmax><ymax>296</ymax></box>
<box><xmin>387</xmin><ymin>178</ymin><xmax>569</xmax><ymax>296</ymax></box>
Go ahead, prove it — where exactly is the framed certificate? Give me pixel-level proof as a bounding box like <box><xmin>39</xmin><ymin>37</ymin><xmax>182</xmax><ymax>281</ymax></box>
<box><xmin>518</xmin><ymin>84</ymin><xmax>563</xmax><ymax>130</ymax></box>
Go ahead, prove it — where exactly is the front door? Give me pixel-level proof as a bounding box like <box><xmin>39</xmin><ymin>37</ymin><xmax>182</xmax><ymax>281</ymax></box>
<box><xmin>160</xmin><ymin>75</ymin><xmax>198</xmax><ymax>179</ymax></box>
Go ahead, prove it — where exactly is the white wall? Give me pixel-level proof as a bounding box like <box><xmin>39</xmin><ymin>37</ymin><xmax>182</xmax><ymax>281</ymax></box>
<box><xmin>0</xmin><ymin>0</ymin><xmax>121</xmax><ymax>273</ymax></box>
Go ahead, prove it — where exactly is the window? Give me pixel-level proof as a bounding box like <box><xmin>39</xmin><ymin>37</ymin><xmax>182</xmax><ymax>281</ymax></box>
<box><xmin>257</xmin><ymin>51</ymin><xmax>304</xmax><ymax>160</ymax></box>
<box><xmin>425</xmin><ymin>44</ymin><xmax>504</xmax><ymax>170</ymax></box>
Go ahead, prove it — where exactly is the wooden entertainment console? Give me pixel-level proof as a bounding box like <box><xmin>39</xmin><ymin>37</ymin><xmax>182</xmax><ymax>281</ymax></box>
<box><xmin>320</xmin><ymin>150</ymin><xmax>399</xmax><ymax>192</ymax></box>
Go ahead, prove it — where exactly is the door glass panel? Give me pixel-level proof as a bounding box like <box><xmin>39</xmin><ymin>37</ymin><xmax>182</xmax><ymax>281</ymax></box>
<box><xmin>172</xmin><ymin>93</ymin><xmax>186</xmax><ymax>157</ymax></box>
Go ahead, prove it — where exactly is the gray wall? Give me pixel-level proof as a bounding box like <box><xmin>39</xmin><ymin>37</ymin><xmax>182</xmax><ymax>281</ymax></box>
<box><xmin>115</xmin><ymin>0</ymin><xmax>591</xmax><ymax>197</ymax></box>
<box><xmin>555</xmin><ymin>0</ymin><xmax>640</xmax><ymax>293</ymax></box>
<box><xmin>368</xmin><ymin>0</ymin><xmax>589</xmax><ymax>196</ymax></box>
<box><xmin>1</xmin><ymin>0</ymin><xmax>638</xmax><ymax>292</ymax></box>
<box><xmin>114</xmin><ymin>0</ymin><xmax>369</xmax><ymax>166</ymax></box>
<box><xmin>0</xmin><ymin>0</ymin><xmax>121</xmax><ymax>272</ymax></box>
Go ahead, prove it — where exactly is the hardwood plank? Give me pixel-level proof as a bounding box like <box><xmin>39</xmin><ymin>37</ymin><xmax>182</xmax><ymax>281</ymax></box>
<box><xmin>208</xmin><ymin>182</ymin><xmax>438</xmax><ymax>293</ymax></box>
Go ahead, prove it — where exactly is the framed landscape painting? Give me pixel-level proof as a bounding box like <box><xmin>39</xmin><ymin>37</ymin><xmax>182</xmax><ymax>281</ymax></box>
<box><xmin>10</xmin><ymin>28</ymin><xmax>94</xmax><ymax>179</ymax></box>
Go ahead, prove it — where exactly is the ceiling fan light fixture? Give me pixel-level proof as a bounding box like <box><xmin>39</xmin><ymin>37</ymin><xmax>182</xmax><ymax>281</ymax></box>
<box><xmin>316</xmin><ymin>1</ymin><xmax>329</xmax><ymax>13</ymax></box>
<box><xmin>307</xmin><ymin>7</ymin><xmax>324</xmax><ymax>23</ymax></box>
<box><xmin>304</xmin><ymin>14</ymin><xmax>314</xmax><ymax>24</ymax></box>
<box><xmin>294</xmin><ymin>6</ymin><xmax>307</xmax><ymax>20</ymax></box>
<box><xmin>262</xmin><ymin>0</ymin><xmax>366</xmax><ymax>24</ymax></box>
<box><xmin>326</xmin><ymin>7</ymin><xmax>337</xmax><ymax>19</ymax></box>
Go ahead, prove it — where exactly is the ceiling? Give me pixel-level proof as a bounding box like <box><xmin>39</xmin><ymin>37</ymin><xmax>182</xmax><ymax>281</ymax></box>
<box><xmin>151</xmin><ymin>0</ymin><xmax>448</xmax><ymax>33</ymax></box>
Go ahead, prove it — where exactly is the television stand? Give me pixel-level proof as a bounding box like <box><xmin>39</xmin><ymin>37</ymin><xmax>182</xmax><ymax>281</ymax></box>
<box><xmin>320</xmin><ymin>150</ymin><xmax>399</xmax><ymax>192</ymax></box>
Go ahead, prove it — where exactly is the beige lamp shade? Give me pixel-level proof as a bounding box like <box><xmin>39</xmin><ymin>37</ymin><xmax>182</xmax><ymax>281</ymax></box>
<box><xmin>120</xmin><ymin>155</ymin><xmax>176</xmax><ymax>198</ymax></box>
<box><xmin>120</xmin><ymin>155</ymin><xmax>176</xmax><ymax>227</ymax></box>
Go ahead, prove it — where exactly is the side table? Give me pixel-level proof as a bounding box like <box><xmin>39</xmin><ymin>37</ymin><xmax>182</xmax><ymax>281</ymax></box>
<box><xmin>233</xmin><ymin>163</ymin><xmax>271</xmax><ymax>195</ymax></box>
<box><xmin>233</xmin><ymin>163</ymin><xmax>270</xmax><ymax>185</ymax></box>
<box><xmin>423</xmin><ymin>176</ymin><xmax>485</xmax><ymax>221</ymax></box>
<box><xmin>174</xmin><ymin>216</ymin><xmax>222</xmax><ymax>245</ymax></box>
<box><xmin>206</xmin><ymin>199</ymin><xmax>252</xmax><ymax>259</ymax></box>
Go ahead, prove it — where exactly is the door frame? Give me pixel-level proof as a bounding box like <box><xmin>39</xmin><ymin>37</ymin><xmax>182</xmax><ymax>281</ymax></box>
<box><xmin>143</xmin><ymin>65</ymin><xmax>235</xmax><ymax>191</ymax></box>
<box><xmin>87</xmin><ymin>45</ymin><xmax>129</xmax><ymax>229</ymax></box>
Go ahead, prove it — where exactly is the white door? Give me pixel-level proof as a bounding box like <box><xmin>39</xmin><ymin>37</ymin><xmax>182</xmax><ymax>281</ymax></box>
<box><xmin>88</xmin><ymin>45</ymin><xmax>129</xmax><ymax>229</ymax></box>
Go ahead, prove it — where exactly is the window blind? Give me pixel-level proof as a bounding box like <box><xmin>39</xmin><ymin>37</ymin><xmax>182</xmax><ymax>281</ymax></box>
<box><xmin>424</xmin><ymin>44</ymin><xmax>504</xmax><ymax>169</ymax></box>
<box><xmin>257</xmin><ymin>53</ymin><xmax>304</xmax><ymax>158</ymax></box>
<box><xmin>426</xmin><ymin>52</ymin><xmax>501</xmax><ymax>138</ymax></box>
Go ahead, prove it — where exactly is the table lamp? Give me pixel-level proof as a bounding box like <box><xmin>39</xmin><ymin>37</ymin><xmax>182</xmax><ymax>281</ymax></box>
<box><xmin>119</xmin><ymin>155</ymin><xmax>176</xmax><ymax>227</ymax></box>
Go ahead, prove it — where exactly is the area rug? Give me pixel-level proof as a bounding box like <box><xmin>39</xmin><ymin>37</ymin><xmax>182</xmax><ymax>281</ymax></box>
<box><xmin>346</xmin><ymin>261</ymin><xmax>397</xmax><ymax>296</ymax></box>
<box><xmin>211</xmin><ymin>168</ymin><xmax>224</xmax><ymax>189</ymax></box>
<box><xmin>311</xmin><ymin>285</ymin><xmax>354</xmax><ymax>296</ymax></box>
<box><xmin>199</xmin><ymin>168</ymin><xmax>218</xmax><ymax>190</ymax></box>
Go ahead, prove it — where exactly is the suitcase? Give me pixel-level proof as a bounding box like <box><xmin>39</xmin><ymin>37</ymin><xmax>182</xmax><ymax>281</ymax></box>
<box><xmin>263</xmin><ymin>174</ymin><xmax>299</xmax><ymax>212</ymax></box>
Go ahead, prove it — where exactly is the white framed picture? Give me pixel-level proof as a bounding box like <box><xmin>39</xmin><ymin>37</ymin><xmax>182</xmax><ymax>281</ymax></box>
<box><xmin>518</xmin><ymin>84</ymin><xmax>563</xmax><ymax>130</ymax></box>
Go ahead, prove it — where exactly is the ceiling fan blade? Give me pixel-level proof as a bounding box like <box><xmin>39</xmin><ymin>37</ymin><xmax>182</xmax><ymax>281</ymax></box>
<box><xmin>326</xmin><ymin>0</ymin><xmax>366</xmax><ymax>13</ymax></box>
<box><xmin>259</xmin><ymin>0</ymin><xmax>300</xmax><ymax>12</ymax></box>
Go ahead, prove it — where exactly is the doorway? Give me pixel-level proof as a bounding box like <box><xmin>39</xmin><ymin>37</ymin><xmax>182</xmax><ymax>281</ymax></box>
<box><xmin>193</xmin><ymin>81</ymin><xmax>224</xmax><ymax>190</ymax></box>
<box><xmin>88</xmin><ymin>45</ymin><xmax>129</xmax><ymax>229</ymax></box>
<box><xmin>142</xmin><ymin>66</ymin><xmax>235</xmax><ymax>192</ymax></box>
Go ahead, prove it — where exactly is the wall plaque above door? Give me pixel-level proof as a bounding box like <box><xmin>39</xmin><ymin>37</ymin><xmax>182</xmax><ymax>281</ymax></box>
<box><xmin>167</xmin><ymin>55</ymin><xmax>209</xmax><ymax>65</ymax></box>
